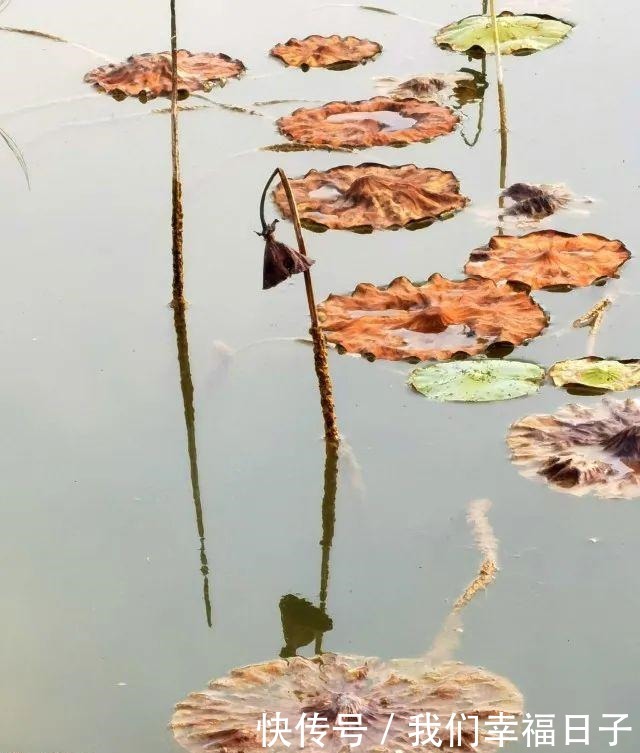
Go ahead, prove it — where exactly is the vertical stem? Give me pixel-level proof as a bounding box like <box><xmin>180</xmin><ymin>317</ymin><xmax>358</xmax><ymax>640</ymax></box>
<box><xmin>173</xmin><ymin>305</ymin><xmax>213</xmax><ymax>627</ymax></box>
<box><xmin>276</xmin><ymin>169</ymin><xmax>340</xmax><ymax>447</ymax></box>
<box><xmin>170</xmin><ymin>0</ymin><xmax>185</xmax><ymax>307</ymax></box>
<box><xmin>488</xmin><ymin>0</ymin><xmax>508</xmax><ymax>192</ymax></box>
<box><xmin>315</xmin><ymin>440</ymin><xmax>338</xmax><ymax>655</ymax></box>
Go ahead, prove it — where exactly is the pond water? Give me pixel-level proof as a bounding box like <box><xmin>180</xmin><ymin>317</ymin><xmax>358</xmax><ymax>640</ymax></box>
<box><xmin>1</xmin><ymin>0</ymin><xmax>638</xmax><ymax>751</ymax></box>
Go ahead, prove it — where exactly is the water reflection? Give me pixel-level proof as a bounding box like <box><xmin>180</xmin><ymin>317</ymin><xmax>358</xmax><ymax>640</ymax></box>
<box><xmin>459</xmin><ymin>62</ymin><xmax>487</xmax><ymax>148</ymax></box>
<box><xmin>173</xmin><ymin>305</ymin><xmax>213</xmax><ymax>627</ymax></box>
<box><xmin>279</xmin><ymin>440</ymin><xmax>338</xmax><ymax>657</ymax></box>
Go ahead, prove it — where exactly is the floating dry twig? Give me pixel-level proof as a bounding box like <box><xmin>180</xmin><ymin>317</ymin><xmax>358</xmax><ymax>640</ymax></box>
<box><xmin>0</xmin><ymin>125</ymin><xmax>29</xmax><ymax>186</ymax></box>
<box><xmin>0</xmin><ymin>25</ymin><xmax>112</xmax><ymax>60</ymax></box>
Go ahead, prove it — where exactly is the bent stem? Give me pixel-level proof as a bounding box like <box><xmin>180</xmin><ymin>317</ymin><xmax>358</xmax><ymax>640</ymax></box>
<box><xmin>173</xmin><ymin>305</ymin><xmax>213</xmax><ymax>627</ymax></box>
<box><xmin>170</xmin><ymin>0</ymin><xmax>185</xmax><ymax>308</ymax></box>
<box><xmin>259</xmin><ymin>168</ymin><xmax>340</xmax><ymax>447</ymax></box>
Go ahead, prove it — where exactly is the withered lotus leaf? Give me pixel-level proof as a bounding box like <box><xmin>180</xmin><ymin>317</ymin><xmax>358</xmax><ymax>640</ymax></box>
<box><xmin>465</xmin><ymin>230</ymin><xmax>631</xmax><ymax>291</ymax></box>
<box><xmin>273</xmin><ymin>164</ymin><xmax>468</xmax><ymax>232</ymax></box>
<box><xmin>508</xmin><ymin>399</ymin><xmax>640</xmax><ymax>499</ymax></box>
<box><xmin>317</xmin><ymin>274</ymin><xmax>548</xmax><ymax>361</ymax></box>
<box><xmin>84</xmin><ymin>50</ymin><xmax>245</xmax><ymax>101</ymax></box>
<box><xmin>550</xmin><ymin>358</ymin><xmax>640</xmax><ymax>394</ymax></box>
<box><xmin>277</xmin><ymin>97</ymin><xmax>458</xmax><ymax>149</ymax></box>
<box><xmin>376</xmin><ymin>71</ymin><xmax>486</xmax><ymax>105</ymax></box>
<box><xmin>270</xmin><ymin>35</ymin><xmax>382</xmax><ymax>70</ymax></box>
<box><xmin>171</xmin><ymin>653</ymin><xmax>523</xmax><ymax>753</ymax></box>
<box><xmin>501</xmin><ymin>183</ymin><xmax>573</xmax><ymax>220</ymax></box>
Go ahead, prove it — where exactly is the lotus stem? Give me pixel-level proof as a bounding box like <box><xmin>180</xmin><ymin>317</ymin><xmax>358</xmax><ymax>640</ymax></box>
<box><xmin>488</xmin><ymin>0</ymin><xmax>508</xmax><ymax>192</ymax></box>
<box><xmin>170</xmin><ymin>0</ymin><xmax>185</xmax><ymax>308</ymax></box>
<box><xmin>315</xmin><ymin>440</ymin><xmax>339</xmax><ymax>654</ymax></box>
<box><xmin>259</xmin><ymin>168</ymin><xmax>340</xmax><ymax>447</ymax></box>
<box><xmin>174</xmin><ymin>304</ymin><xmax>213</xmax><ymax>628</ymax></box>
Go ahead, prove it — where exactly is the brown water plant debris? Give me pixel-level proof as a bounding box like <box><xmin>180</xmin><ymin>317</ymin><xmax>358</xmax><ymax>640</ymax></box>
<box><xmin>84</xmin><ymin>50</ymin><xmax>245</xmax><ymax>101</ymax></box>
<box><xmin>317</xmin><ymin>274</ymin><xmax>548</xmax><ymax>361</ymax></box>
<box><xmin>573</xmin><ymin>298</ymin><xmax>612</xmax><ymax>333</ymax></box>
<box><xmin>277</xmin><ymin>97</ymin><xmax>458</xmax><ymax>149</ymax></box>
<box><xmin>171</xmin><ymin>652</ymin><xmax>522</xmax><ymax>753</ymax></box>
<box><xmin>500</xmin><ymin>182</ymin><xmax>573</xmax><ymax>220</ymax></box>
<box><xmin>270</xmin><ymin>35</ymin><xmax>382</xmax><ymax>70</ymax></box>
<box><xmin>508</xmin><ymin>399</ymin><xmax>640</xmax><ymax>499</ymax></box>
<box><xmin>465</xmin><ymin>230</ymin><xmax>630</xmax><ymax>291</ymax></box>
<box><xmin>273</xmin><ymin>164</ymin><xmax>468</xmax><ymax>232</ymax></box>
<box><xmin>375</xmin><ymin>70</ymin><xmax>486</xmax><ymax>105</ymax></box>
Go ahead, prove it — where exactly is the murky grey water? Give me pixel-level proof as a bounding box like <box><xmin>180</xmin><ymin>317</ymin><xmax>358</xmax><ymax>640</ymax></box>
<box><xmin>1</xmin><ymin>0</ymin><xmax>638</xmax><ymax>751</ymax></box>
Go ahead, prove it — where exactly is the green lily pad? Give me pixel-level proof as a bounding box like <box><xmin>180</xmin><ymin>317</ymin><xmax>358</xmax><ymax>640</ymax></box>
<box><xmin>549</xmin><ymin>358</ymin><xmax>640</xmax><ymax>394</ymax></box>
<box><xmin>435</xmin><ymin>12</ymin><xmax>574</xmax><ymax>56</ymax></box>
<box><xmin>409</xmin><ymin>359</ymin><xmax>545</xmax><ymax>402</ymax></box>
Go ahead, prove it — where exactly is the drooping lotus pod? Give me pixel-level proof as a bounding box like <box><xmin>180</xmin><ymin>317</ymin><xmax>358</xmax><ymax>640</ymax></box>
<box><xmin>508</xmin><ymin>399</ymin><xmax>640</xmax><ymax>499</ymax></box>
<box><xmin>171</xmin><ymin>653</ymin><xmax>523</xmax><ymax>753</ymax></box>
<box><xmin>317</xmin><ymin>274</ymin><xmax>548</xmax><ymax>362</ymax></box>
<box><xmin>409</xmin><ymin>359</ymin><xmax>546</xmax><ymax>402</ymax></box>
<box><xmin>277</xmin><ymin>97</ymin><xmax>458</xmax><ymax>150</ymax></box>
<box><xmin>465</xmin><ymin>230</ymin><xmax>630</xmax><ymax>291</ymax></box>
<box><xmin>273</xmin><ymin>164</ymin><xmax>468</xmax><ymax>232</ymax></box>
<box><xmin>270</xmin><ymin>35</ymin><xmax>382</xmax><ymax>70</ymax></box>
<box><xmin>435</xmin><ymin>12</ymin><xmax>574</xmax><ymax>56</ymax></box>
<box><xmin>84</xmin><ymin>50</ymin><xmax>245</xmax><ymax>101</ymax></box>
<box><xmin>549</xmin><ymin>358</ymin><xmax>640</xmax><ymax>394</ymax></box>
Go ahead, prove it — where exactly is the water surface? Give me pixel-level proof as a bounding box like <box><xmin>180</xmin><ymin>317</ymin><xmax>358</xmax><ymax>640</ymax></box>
<box><xmin>0</xmin><ymin>1</ymin><xmax>638</xmax><ymax>751</ymax></box>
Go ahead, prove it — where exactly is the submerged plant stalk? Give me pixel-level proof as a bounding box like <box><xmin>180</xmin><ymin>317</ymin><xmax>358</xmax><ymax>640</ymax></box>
<box><xmin>170</xmin><ymin>0</ymin><xmax>185</xmax><ymax>308</ymax></box>
<box><xmin>426</xmin><ymin>499</ymin><xmax>498</xmax><ymax>665</ymax></box>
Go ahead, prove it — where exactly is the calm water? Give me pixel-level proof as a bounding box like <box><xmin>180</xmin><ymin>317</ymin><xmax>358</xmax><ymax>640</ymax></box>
<box><xmin>1</xmin><ymin>1</ymin><xmax>639</xmax><ymax>751</ymax></box>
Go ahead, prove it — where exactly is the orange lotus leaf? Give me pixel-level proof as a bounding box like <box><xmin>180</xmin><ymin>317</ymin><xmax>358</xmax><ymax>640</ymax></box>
<box><xmin>277</xmin><ymin>97</ymin><xmax>458</xmax><ymax>149</ymax></box>
<box><xmin>270</xmin><ymin>34</ymin><xmax>382</xmax><ymax>70</ymax></box>
<box><xmin>84</xmin><ymin>50</ymin><xmax>245</xmax><ymax>101</ymax></box>
<box><xmin>465</xmin><ymin>230</ymin><xmax>630</xmax><ymax>290</ymax></box>
<box><xmin>317</xmin><ymin>274</ymin><xmax>548</xmax><ymax>361</ymax></box>
<box><xmin>273</xmin><ymin>163</ymin><xmax>468</xmax><ymax>232</ymax></box>
<box><xmin>172</xmin><ymin>653</ymin><xmax>522</xmax><ymax>753</ymax></box>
